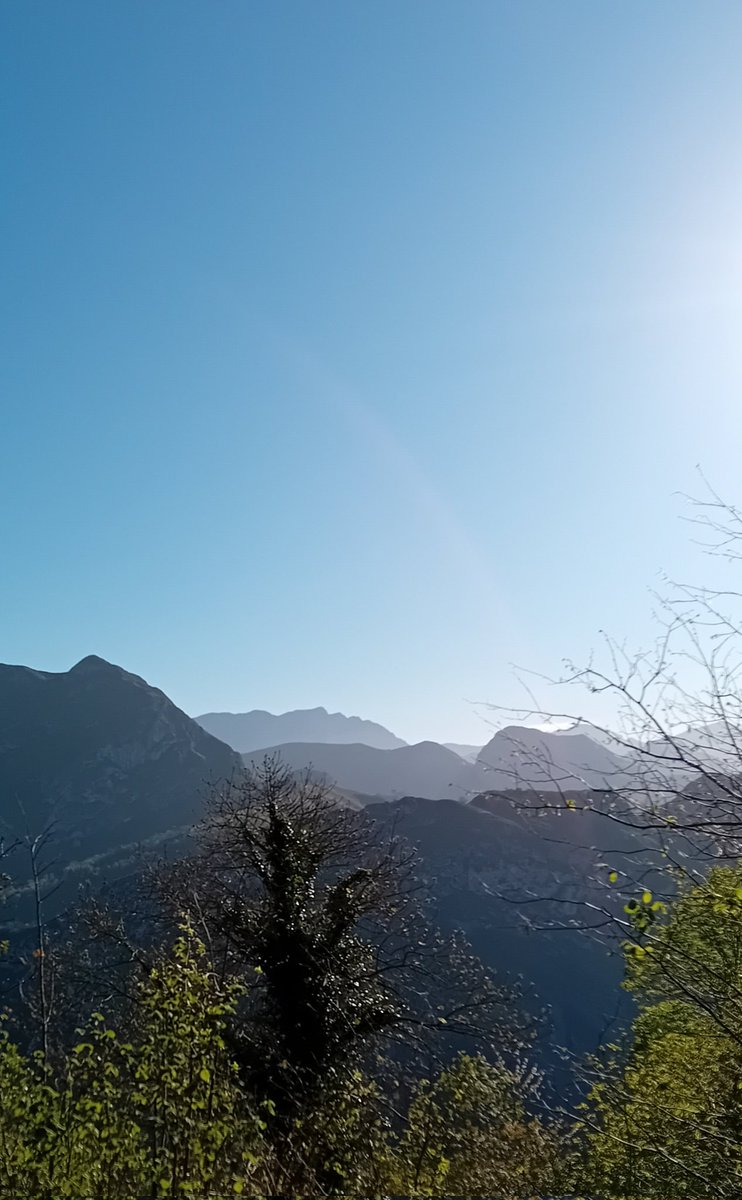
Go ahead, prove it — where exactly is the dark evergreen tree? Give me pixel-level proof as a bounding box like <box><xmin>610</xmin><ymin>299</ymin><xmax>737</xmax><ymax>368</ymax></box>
<box><xmin>159</xmin><ymin>757</ymin><xmax>525</xmax><ymax>1177</ymax></box>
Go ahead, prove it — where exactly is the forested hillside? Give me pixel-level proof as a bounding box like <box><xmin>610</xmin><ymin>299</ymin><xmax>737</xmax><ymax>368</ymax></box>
<box><xmin>2</xmin><ymin>740</ymin><xmax>742</xmax><ymax>1197</ymax></box>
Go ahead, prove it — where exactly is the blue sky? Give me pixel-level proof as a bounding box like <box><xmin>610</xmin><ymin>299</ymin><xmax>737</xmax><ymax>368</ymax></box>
<box><xmin>3</xmin><ymin>1</ymin><xmax>742</xmax><ymax>743</ymax></box>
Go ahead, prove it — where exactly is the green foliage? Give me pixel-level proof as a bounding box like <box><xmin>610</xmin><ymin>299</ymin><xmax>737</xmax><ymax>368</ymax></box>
<box><xmin>0</xmin><ymin>1024</ymin><xmax>55</xmax><ymax>1198</ymax></box>
<box><xmin>625</xmin><ymin>865</ymin><xmax>742</xmax><ymax>1027</ymax></box>
<box><xmin>0</xmin><ymin>933</ymin><xmax>267</xmax><ymax>1199</ymax></box>
<box><xmin>583</xmin><ymin>1002</ymin><xmax>742</xmax><ymax>1198</ymax></box>
<box><xmin>130</xmin><ymin>929</ymin><xmax>263</xmax><ymax>1197</ymax></box>
<box><xmin>266</xmin><ymin>1070</ymin><xmax>395</xmax><ymax>1197</ymax></box>
<box><xmin>386</xmin><ymin>1053</ymin><xmax>561</xmax><ymax>1199</ymax></box>
<box><xmin>581</xmin><ymin>865</ymin><xmax>742</xmax><ymax>1199</ymax></box>
<box><xmin>0</xmin><ymin>983</ymin><xmax>561</xmax><ymax>1199</ymax></box>
<box><xmin>0</xmin><ymin>1016</ymin><xmax>148</xmax><ymax>1199</ymax></box>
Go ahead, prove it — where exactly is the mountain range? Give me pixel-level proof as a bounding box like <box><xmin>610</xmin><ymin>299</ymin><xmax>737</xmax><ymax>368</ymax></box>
<box><xmin>0</xmin><ymin>655</ymin><xmax>650</xmax><ymax>867</ymax></box>
<box><xmin>242</xmin><ymin>739</ymin><xmax>493</xmax><ymax>801</ymax></box>
<box><xmin>233</xmin><ymin>724</ymin><xmax>637</xmax><ymax>803</ymax></box>
<box><xmin>0</xmin><ymin>654</ymin><xmax>672</xmax><ymax>1060</ymax></box>
<box><xmin>196</xmin><ymin>707</ymin><xmax>406</xmax><ymax>752</ymax></box>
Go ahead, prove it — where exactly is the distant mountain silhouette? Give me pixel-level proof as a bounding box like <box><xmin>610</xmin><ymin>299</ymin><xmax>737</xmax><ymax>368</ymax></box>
<box><xmin>553</xmin><ymin>720</ymin><xmax>633</xmax><ymax>751</ymax></box>
<box><xmin>644</xmin><ymin>719</ymin><xmax>742</xmax><ymax>776</ymax></box>
<box><xmin>196</xmin><ymin>707</ymin><xmax>406</xmax><ymax>752</ymax></box>
<box><xmin>242</xmin><ymin>740</ymin><xmax>492</xmax><ymax>801</ymax></box>
<box><xmin>477</xmin><ymin>724</ymin><xmax>636</xmax><ymax>792</ymax></box>
<box><xmin>243</xmin><ymin>724</ymin><xmax>639</xmax><ymax>802</ymax></box>
<box><xmin>0</xmin><ymin>656</ymin><xmax>240</xmax><ymax>914</ymax></box>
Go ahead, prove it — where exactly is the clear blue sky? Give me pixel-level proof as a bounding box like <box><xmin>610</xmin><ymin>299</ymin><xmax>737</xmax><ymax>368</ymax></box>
<box><xmin>3</xmin><ymin>1</ymin><xmax>742</xmax><ymax>743</ymax></box>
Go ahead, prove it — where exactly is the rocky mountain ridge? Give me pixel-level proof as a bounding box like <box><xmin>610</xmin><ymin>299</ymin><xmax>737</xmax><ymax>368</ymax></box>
<box><xmin>196</xmin><ymin>706</ymin><xmax>406</xmax><ymax>752</ymax></box>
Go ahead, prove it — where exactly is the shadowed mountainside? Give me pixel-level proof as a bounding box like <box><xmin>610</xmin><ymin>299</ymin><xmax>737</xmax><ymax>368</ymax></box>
<box><xmin>366</xmin><ymin>793</ymin><xmax>649</xmax><ymax>1063</ymax></box>
<box><xmin>0</xmin><ymin>656</ymin><xmax>241</xmax><ymax>915</ymax></box>
<box><xmin>242</xmin><ymin>739</ymin><xmax>493</xmax><ymax>801</ymax></box>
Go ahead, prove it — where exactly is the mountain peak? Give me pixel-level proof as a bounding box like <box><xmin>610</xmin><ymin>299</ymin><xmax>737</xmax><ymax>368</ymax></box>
<box><xmin>477</xmin><ymin>723</ymin><xmax>633</xmax><ymax>790</ymax></box>
<box><xmin>0</xmin><ymin>656</ymin><xmax>242</xmax><ymax>920</ymax></box>
<box><xmin>70</xmin><ymin>654</ymin><xmax>119</xmax><ymax>674</ymax></box>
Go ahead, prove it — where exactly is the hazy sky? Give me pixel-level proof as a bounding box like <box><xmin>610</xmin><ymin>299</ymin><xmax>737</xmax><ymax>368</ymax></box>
<box><xmin>4</xmin><ymin>2</ymin><xmax>742</xmax><ymax>743</ymax></box>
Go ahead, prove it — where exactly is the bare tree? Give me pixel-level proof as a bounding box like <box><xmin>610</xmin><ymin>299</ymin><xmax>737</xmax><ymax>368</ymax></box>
<box><xmin>8</xmin><ymin>824</ymin><xmax>63</xmax><ymax>1063</ymax></box>
<box><xmin>471</xmin><ymin>489</ymin><xmax>742</xmax><ymax>928</ymax></box>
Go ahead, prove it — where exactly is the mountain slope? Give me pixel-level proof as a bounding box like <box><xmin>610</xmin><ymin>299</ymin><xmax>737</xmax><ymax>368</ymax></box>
<box><xmin>196</xmin><ymin>707</ymin><xmax>406</xmax><ymax>752</ymax></box>
<box><xmin>366</xmin><ymin>794</ymin><xmax>644</xmax><ymax>1065</ymax></box>
<box><xmin>242</xmin><ymin>740</ymin><xmax>492</xmax><ymax>800</ymax></box>
<box><xmin>0</xmin><ymin>656</ymin><xmax>240</xmax><ymax>890</ymax></box>
<box><xmin>477</xmin><ymin>724</ymin><xmax>636</xmax><ymax>791</ymax></box>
